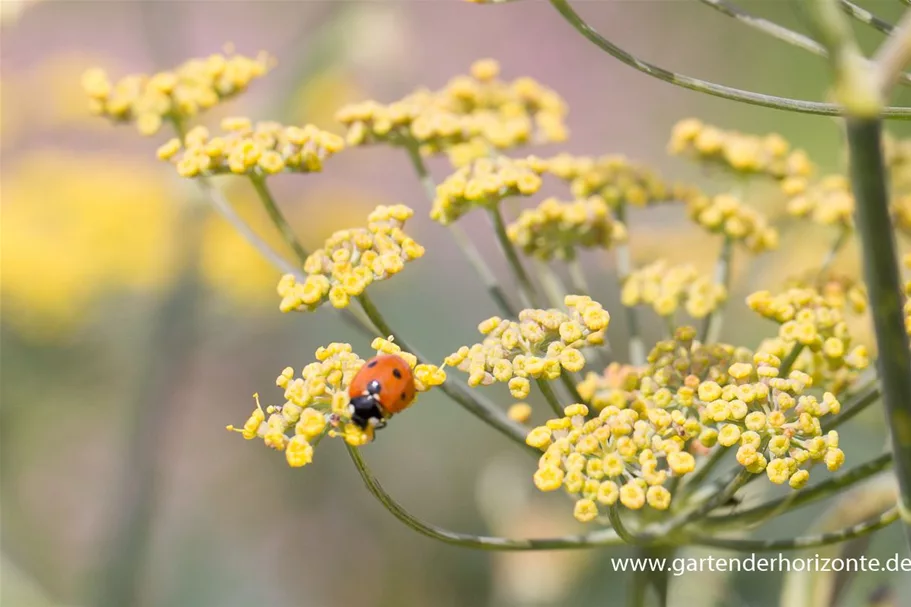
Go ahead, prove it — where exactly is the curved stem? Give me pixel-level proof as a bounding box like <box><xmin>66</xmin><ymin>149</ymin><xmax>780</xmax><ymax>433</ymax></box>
<box><xmin>346</xmin><ymin>445</ymin><xmax>623</xmax><ymax>550</ymax></box>
<box><xmin>547</xmin><ymin>0</ymin><xmax>911</xmax><ymax>119</ymax></box>
<box><xmin>403</xmin><ymin>141</ymin><xmax>518</xmax><ymax>318</ymax></box>
<box><xmin>688</xmin><ymin>507</ymin><xmax>899</xmax><ymax>550</ymax></box>
<box><xmin>846</xmin><ymin>118</ymin><xmax>911</xmax><ymax>546</ymax></box>
<box><xmin>702</xmin><ymin>452</ymin><xmax>894</xmax><ymax>530</ymax></box>
<box><xmin>356</xmin><ymin>292</ymin><xmax>533</xmax><ymax>450</ymax></box>
<box><xmin>489</xmin><ymin>207</ymin><xmax>540</xmax><ymax>309</ymax></box>
<box><xmin>700</xmin><ymin>236</ymin><xmax>733</xmax><ymax>344</ymax></box>
<box><xmin>608</xmin><ymin>504</ymin><xmax>641</xmax><ymax>545</ymax></box>
<box><xmin>249</xmin><ymin>174</ymin><xmax>310</xmax><ymax>263</ymax></box>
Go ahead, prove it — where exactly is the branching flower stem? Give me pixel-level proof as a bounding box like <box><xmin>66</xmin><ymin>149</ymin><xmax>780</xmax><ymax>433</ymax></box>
<box><xmin>688</xmin><ymin>507</ymin><xmax>899</xmax><ymax>550</ymax></box>
<box><xmin>614</xmin><ymin>203</ymin><xmax>646</xmax><ymax>365</ymax></box>
<box><xmin>701</xmin><ymin>236</ymin><xmax>733</xmax><ymax>345</ymax></box>
<box><xmin>249</xmin><ymin>173</ymin><xmax>310</xmax><ymax>262</ymax></box>
<box><xmin>489</xmin><ymin>207</ymin><xmax>541</xmax><ymax>309</ymax></box>
<box><xmin>356</xmin><ymin>292</ymin><xmax>534</xmax><ymax>451</ymax></box>
<box><xmin>402</xmin><ymin>141</ymin><xmax>518</xmax><ymax>318</ymax></box>
<box><xmin>838</xmin><ymin>0</ymin><xmax>895</xmax><ymax>35</ymax></box>
<box><xmin>346</xmin><ymin>445</ymin><xmax>623</xmax><ymax>550</ymax></box>
<box><xmin>548</xmin><ymin>0</ymin><xmax>911</xmax><ymax>119</ymax></box>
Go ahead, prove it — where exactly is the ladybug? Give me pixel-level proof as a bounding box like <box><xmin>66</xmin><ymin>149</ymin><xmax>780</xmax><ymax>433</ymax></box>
<box><xmin>348</xmin><ymin>354</ymin><xmax>417</xmax><ymax>430</ymax></box>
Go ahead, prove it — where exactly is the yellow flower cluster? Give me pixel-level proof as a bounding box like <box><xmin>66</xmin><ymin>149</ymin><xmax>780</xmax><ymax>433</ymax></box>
<box><xmin>156</xmin><ymin>118</ymin><xmax>345</xmax><ymax>178</ymax></box>
<box><xmin>783</xmin><ymin>271</ymin><xmax>868</xmax><ymax>316</ymax></box>
<box><xmin>445</xmin><ymin>295</ymin><xmax>610</xmax><ymax>399</ymax></box>
<box><xmin>526</xmin><ymin>403</ymin><xmax>695</xmax><ymax>520</ymax></box>
<box><xmin>892</xmin><ymin>194</ymin><xmax>911</xmax><ymax>237</ymax></box>
<box><xmin>336</xmin><ymin>59</ymin><xmax>567</xmax><ymax>164</ymax></box>
<box><xmin>748</xmin><ymin>289</ymin><xmax>869</xmax><ymax>394</ymax></box>
<box><xmin>528</xmin><ymin>327</ymin><xmax>847</xmax><ymax>520</ymax></box>
<box><xmin>506</xmin><ymin>196</ymin><xmax>628</xmax><ymax>261</ymax></box>
<box><xmin>541</xmin><ymin>153</ymin><xmax>701</xmax><ymax>209</ymax></box>
<box><xmin>668</xmin><ymin>119</ymin><xmax>814</xmax><ymax>191</ymax></box>
<box><xmin>227</xmin><ymin>340</ymin><xmax>446</xmax><ymax>463</ymax></box>
<box><xmin>81</xmin><ymin>49</ymin><xmax>273</xmax><ymax>135</ymax></box>
<box><xmin>277</xmin><ymin>205</ymin><xmax>425</xmax><ymax>312</ymax></box>
<box><xmin>620</xmin><ymin>260</ymin><xmax>727</xmax><ymax>319</ymax></box>
<box><xmin>786</xmin><ymin>175</ymin><xmax>855</xmax><ymax>229</ymax></box>
<box><xmin>431</xmin><ymin>156</ymin><xmax>545</xmax><ymax>225</ymax></box>
<box><xmin>686</xmin><ymin>193</ymin><xmax>778</xmax><ymax>253</ymax></box>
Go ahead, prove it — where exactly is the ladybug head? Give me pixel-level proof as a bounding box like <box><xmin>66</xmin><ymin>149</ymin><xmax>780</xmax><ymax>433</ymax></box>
<box><xmin>349</xmin><ymin>394</ymin><xmax>387</xmax><ymax>430</ymax></box>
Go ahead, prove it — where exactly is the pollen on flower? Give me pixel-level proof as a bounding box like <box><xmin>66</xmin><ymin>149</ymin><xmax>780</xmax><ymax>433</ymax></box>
<box><xmin>748</xmin><ymin>288</ymin><xmax>869</xmax><ymax>394</ymax></box>
<box><xmin>447</xmin><ymin>295</ymin><xmax>609</xmax><ymax>399</ymax></box>
<box><xmin>621</xmin><ymin>260</ymin><xmax>727</xmax><ymax>319</ymax></box>
<box><xmin>786</xmin><ymin>175</ymin><xmax>854</xmax><ymax>229</ymax></box>
<box><xmin>431</xmin><ymin>156</ymin><xmax>545</xmax><ymax>225</ymax></box>
<box><xmin>227</xmin><ymin>342</ymin><xmax>443</xmax><ymax>466</ymax></box>
<box><xmin>278</xmin><ymin>205</ymin><xmax>424</xmax><ymax>312</ymax></box>
<box><xmin>668</xmin><ymin>119</ymin><xmax>814</xmax><ymax>186</ymax></box>
<box><xmin>335</xmin><ymin>59</ymin><xmax>567</xmax><ymax>164</ymax></box>
<box><xmin>538</xmin><ymin>152</ymin><xmax>702</xmax><ymax>209</ymax></box>
<box><xmin>506</xmin><ymin>196</ymin><xmax>627</xmax><ymax>261</ymax></box>
<box><xmin>82</xmin><ymin>48</ymin><xmax>274</xmax><ymax>135</ymax></box>
<box><xmin>158</xmin><ymin>119</ymin><xmax>344</xmax><ymax>177</ymax></box>
<box><xmin>686</xmin><ymin>193</ymin><xmax>778</xmax><ymax>253</ymax></box>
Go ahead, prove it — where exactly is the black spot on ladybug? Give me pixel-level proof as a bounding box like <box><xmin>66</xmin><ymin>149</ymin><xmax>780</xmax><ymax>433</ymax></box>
<box><xmin>392</xmin><ymin>368</ymin><xmax>403</xmax><ymax>379</ymax></box>
<box><xmin>367</xmin><ymin>379</ymin><xmax>382</xmax><ymax>394</ymax></box>
<box><xmin>367</xmin><ymin>360</ymin><xmax>378</xmax><ymax>368</ymax></box>
<box><xmin>401</xmin><ymin>391</ymin><xmax>408</xmax><ymax>401</ymax></box>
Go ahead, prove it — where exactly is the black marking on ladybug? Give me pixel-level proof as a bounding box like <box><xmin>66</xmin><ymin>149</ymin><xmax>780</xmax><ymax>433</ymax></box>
<box><xmin>392</xmin><ymin>368</ymin><xmax>403</xmax><ymax>379</ymax></box>
<box><xmin>367</xmin><ymin>379</ymin><xmax>382</xmax><ymax>395</ymax></box>
<box><xmin>401</xmin><ymin>391</ymin><xmax>407</xmax><ymax>401</ymax></box>
<box><xmin>367</xmin><ymin>359</ymin><xmax>378</xmax><ymax>368</ymax></box>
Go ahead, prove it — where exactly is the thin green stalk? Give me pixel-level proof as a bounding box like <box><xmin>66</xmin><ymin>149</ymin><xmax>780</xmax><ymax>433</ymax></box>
<box><xmin>838</xmin><ymin>0</ymin><xmax>895</xmax><ymax>35</ymax></box>
<box><xmin>702</xmin><ymin>453</ymin><xmax>894</xmax><ymax>530</ymax></box>
<box><xmin>608</xmin><ymin>504</ymin><xmax>641</xmax><ymax>545</ymax></box>
<box><xmin>547</xmin><ymin>0</ymin><xmax>911</xmax><ymax>119</ymax></box>
<box><xmin>701</xmin><ymin>236</ymin><xmax>734</xmax><ymax>344</ymax></box>
<box><xmin>817</xmin><ymin>227</ymin><xmax>851</xmax><ymax>283</ymax></box>
<box><xmin>683</xmin><ymin>446</ymin><xmax>730</xmax><ymax>493</ymax></box>
<box><xmin>249</xmin><ymin>174</ymin><xmax>310</xmax><ymax>263</ymax></box>
<box><xmin>537</xmin><ymin>378</ymin><xmax>567</xmax><ymax>418</ymax></box>
<box><xmin>489</xmin><ymin>207</ymin><xmax>540</xmax><ymax>309</ymax></box>
<box><xmin>874</xmin><ymin>7</ymin><xmax>911</xmax><ymax>96</ymax></box>
<box><xmin>677</xmin><ymin>468</ymin><xmax>754</xmax><ymax>528</ymax></box>
<box><xmin>780</xmin><ymin>343</ymin><xmax>805</xmax><ymax>376</ymax></box>
<box><xmin>346</xmin><ymin>445</ymin><xmax>623</xmax><ymax>550</ymax></box>
<box><xmin>403</xmin><ymin>141</ymin><xmax>518</xmax><ymax>318</ymax></box>
<box><xmin>356</xmin><ymin>293</ymin><xmax>532</xmax><ymax>451</ymax></box>
<box><xmin>688</xmin><ymin>507</ymin><xmax>899</xmax><ymax>550</ymax></box>
<box><xmin>614</xmin><ymin>203</ymin><xmax>645</xmax><ymax>366</ymax></box>
<box><xmin>567</xmin><ymin>257</ymin><xmax>591</xmax><ymax>296</ymax></box>
<box><xmin>846</xmin><ymin>118</ymin><xmax>911</xmax><ymax>545</ymax></box>
<box><xmin>822</xmin><ymin>380</ymin><xmax>880</xmax><ymax>432</ymax></box>
<box><xmin>699</xmin><ymin>0</ymin><xmax>827</xmax><ymax>55</ymax></box>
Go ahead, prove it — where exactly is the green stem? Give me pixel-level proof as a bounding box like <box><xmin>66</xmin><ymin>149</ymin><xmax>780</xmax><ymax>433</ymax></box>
<box><xmin>547</xmin><ymin>0</ymin><xmax>911</xmax><ymax>119</ymax></box>
<box><xmin>700</xmin><ymin>236</ymin><xmax>733</xmax><ymax>344</ymax></box>
<box><xmin>249</xmin><ymin>174</ymin><xmax>310</xmax><ymax>263</ymax></box>
<box><xmin>346</xmin><ymin>445</ymin><xmax>623</xmax><ymax>550</ymax></box>
<box><xmin>676</xmin><ymin>468</ymin><xmax>754</xmax><ymax>529</ymax></box>
<box><xmin>683</xmin><ymin>446</ymin><xmax>730</xmax><ymax>494</ymax></box>
<box><xmin>816</xmin><ymin>227</ymin><xmax>851</xmax><ymax>283</ymax></box>
<box><xmin>822</xmin><ymin>380</ymin><xmax>880</xmax><ymax>432</ymax></box>
<box><xmin>403</xmin><ymin>141</ymin><xmax>518</xmax><ymax>318</ymax></box>
<box><xmin>780</xmin><ymin>343</ymin><xmax>805</xmax><ymax>376</ymax></box>
<box><xmin>688</xmin><ymin>507</ymin><xmax>899</xmax><ymax>550</ymax></box>
<box><xmin>838</xmin><ymin>0</ymin><xmax>895</xmax><ymax>35</ymax></box>
<box><xmin>846</xmin><ymin>117</ymin><xmax>911</xmax><ymax>546</ymax></box>
<box><xmin>699</xmin><ymin>0</ymin><xmax>827</xmax><ymax>55</ymax></box>
<box><xmin>489</xmin><ymin>207</ymin><xmax>540</xmax><ymax>309</ymax></box>
<box><xmin>608</xmin><ymin>504</ymin><xmax>641</xmax><ymax>545</ymax></box>
<box><xmin>567</xmin><ymin>257</ymin><xmax>591</xmax><ymax>296</ymax></box>
<box><xmin>536</xmin><ymin>378</ymin><xmax>566</xmax><ymax>417</ymax></box>
<box><xmin>702</xmin><ymin>452</ymin><xmax>894</xmax><ymax>530</ymax></box>
<box><xmin>356</xmin><ymin>293</ymin><xmax>533</xmax><ymax>451</ymax></box>
<box><xmin>615</xmin><ymin>203</ymin><xmax>646</xmax><ymax>366</ymax></box>
<box><xmin>873</xmin><ymin>7</ymin><xmax>911</xmax><ymax>96</ymax></box>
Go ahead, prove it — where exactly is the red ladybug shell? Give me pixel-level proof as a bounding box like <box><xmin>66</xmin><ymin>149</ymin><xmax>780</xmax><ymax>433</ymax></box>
<box><xmin>349</xmin><ymin>354</ymin><xmax>416</xmax><ymax>415</ymax></box>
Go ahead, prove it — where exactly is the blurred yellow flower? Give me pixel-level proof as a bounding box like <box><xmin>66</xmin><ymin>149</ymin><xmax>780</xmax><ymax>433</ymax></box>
<box><xmin>1</xmin><ymin>150</ymin><xmax>179</xmax><ymax>339</ymax></box>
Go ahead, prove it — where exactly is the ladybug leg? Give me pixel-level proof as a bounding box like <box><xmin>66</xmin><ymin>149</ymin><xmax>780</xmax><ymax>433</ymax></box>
<box><xmin>372</xmin><ymin>417</ymin><xmax>388</xmax><ymax>431</ymax></box>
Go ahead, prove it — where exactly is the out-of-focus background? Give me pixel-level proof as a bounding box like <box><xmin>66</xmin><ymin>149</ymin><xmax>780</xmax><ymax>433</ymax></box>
<box><xmin>3</xmin><ymin>2</ymin><xmax>911</xmax><ymax>606</ymax></box>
